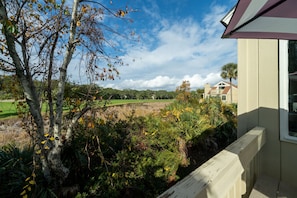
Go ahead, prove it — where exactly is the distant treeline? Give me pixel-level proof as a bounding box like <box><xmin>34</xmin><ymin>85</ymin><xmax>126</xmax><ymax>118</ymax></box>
<box><xmin>64</xmin><ymin>84</ymin><xmax>177</xmax><ymax>100</ymax></box>
<box><xmin>0</xmin><ymin>75</ymin><xmax>179</xmax><ymax>100</ymax></box>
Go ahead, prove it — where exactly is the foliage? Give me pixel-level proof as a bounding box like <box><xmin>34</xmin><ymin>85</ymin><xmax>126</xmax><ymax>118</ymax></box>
<box><xmin>62</xmin><ymin>83</ymin><xmax>176</xmax><ymax>100</ymax></box>
<box><xmin>0</xmin><ymin>75</ymin><xmax>23</xmax><ymax>100</ymax></box>
<box><xmin>0</xmin><ymin>0</ymin><xmax>237</xmax><ymax>196</ymax></box>
<box><xmin>221</xmin><ymin>63</ymin><xmax>238</xmax><ymax>83</ymax></box>
<box><xmin>175</xmin><ymin>80</ymin><xmax>191</xmax><ymax>102</ymax></box>
<box><xmin>0</xmin><ymin>144</ymin><xmax>33</xmax><ymax>197</ymax></box>
<box><xmin>0</xmin><ymin>78</ymin><xmax>236</xmax><ymax>197</ymax></box>
<box><xmin>221</xmin><ymin>63</ymin><xmax>238</xmax><ymax>103</ymax></box>
<box><xmin>0</xmin><ymin>76</ymin><xmax>177</xmax><ymax>101</ymax></box>
<box><xmin>0</xmin><ymin>83</ymin><xmax>237</xmax><ymax>197</ymax></box>
<box><xmin>0</xmin><ymin>0</ymin><xmax>139</xmax><ymax>188</ymax></box>
<box><xmin>67</xmin><ymin>92</ymin><xmax>236</xmax><ymax>197</ymax></box>
<box><xmin>0</xmin><ymin>144</ymin><xmax>56</xmax><ymax>198</ymax></box>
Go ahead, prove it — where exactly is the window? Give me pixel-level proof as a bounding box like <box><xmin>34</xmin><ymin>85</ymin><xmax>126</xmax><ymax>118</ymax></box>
<box><xmin>222</xmin><ymin>95</ymin><xmax>226</xmax><ymax>101</ymax></box>
<box><xmin>218</xmin><ymin>83</ymin><xmax>225</xmax><ymax>90</ymax></box>
<box><xmin>280</xmin><ymin>40</ymin><xmax>297</xmax><ymax>142</ymax></box>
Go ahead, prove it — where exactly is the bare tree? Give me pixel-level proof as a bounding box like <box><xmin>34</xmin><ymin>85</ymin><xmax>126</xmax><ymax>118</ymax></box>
<box><xmin>0</xmin><ymin>0</ymin><xmax>134</xmax><ymax>187</ymax></box>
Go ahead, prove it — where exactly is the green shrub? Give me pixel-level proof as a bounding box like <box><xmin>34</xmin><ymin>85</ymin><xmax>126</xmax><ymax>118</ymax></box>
<box><xmin>0</xmin><ymin>144</ymin><xmax>34</xmax><ymax>197</ymax></box>
<box><xmin>72</xmin><ymin>97</ymin><xmax>237</xmax><ymax>197</ymax></box>
<box><xmin>0</xmin><ymin>144</ymin><xmax>58</xmax><ymax>198</ymax></box>
<box><xmin>0</xmin><ymin>95</ymin><xmax>237</xmax><ymax>197</ymax></box>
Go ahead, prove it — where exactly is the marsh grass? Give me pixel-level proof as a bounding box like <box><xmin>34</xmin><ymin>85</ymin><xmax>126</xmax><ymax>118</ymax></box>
<box><xmin>0</xmin><ymin>101</ymin><xmax>171</xmax><ymax>148</ymax></box>
<box><xmin>0</xmin><ymin>130</ymin><xmax>30</xmax><ymax>148</ymax></box>
<box><xmin>0</xmin><ymin>99</ymin><xmax>173</xmax><ymax>120</ymax></box>
<box><xmin>105</xmin><ymin>99</ymin><xmax>172</xmax><ymax>106</ymax></box>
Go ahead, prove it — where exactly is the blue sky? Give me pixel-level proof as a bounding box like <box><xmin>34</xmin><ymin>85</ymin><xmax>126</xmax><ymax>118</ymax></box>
<box><xmin>70</xmin><ymin>0</ymin><xmax>238</xmax><ymax>90</ymax></box>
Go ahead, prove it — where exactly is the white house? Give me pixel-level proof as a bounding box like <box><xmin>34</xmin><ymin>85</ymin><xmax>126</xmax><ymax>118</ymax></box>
<box><xmin>204</xmin><ymin>81</ymin><xmax>238</xmax><ymax>104</ymax></box>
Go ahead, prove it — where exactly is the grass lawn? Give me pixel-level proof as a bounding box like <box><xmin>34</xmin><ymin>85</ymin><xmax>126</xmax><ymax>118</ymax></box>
<box><xmin>0</xmin><ymin>99</ymin><xmax>173</xmax><ymax>120</ymax></box>
<box><xmin>0</xmin><ymin>101</ymin><xmax>18</xmax><ymax>119</ymax></box>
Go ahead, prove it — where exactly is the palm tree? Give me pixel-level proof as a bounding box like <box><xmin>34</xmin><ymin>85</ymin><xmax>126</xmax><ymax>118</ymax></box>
<box><xmin>220</xmin><ymin>63</ymin><xmax>237</xmax><ymax>103</ymax></box>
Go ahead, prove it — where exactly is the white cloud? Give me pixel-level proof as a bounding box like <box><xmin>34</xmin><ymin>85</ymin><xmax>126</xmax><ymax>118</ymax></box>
<box><xmin>183</xmin><ymin>73</ymin><xmax>221</xmax><ymax>89</ymax></box>
<box><xmin>70</xmin><ymin>2</ymin><xmax>237</xmax><ymax>90</ymax></box>
<box><xmin>104</xmin><ymin>75</ymin><xmax>178</xmax><ymax>90</ymax></box>
<box><xmin>103</xmin><ymin>72</ymin><xmax>222</xmax><ymax>91</ymax></box>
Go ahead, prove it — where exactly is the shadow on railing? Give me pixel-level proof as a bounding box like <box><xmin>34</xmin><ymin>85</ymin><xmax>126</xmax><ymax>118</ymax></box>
<box><xmin>158</xmin><ymin>127</ymin><xmax>266</xmax><ymax>198</ymax></box>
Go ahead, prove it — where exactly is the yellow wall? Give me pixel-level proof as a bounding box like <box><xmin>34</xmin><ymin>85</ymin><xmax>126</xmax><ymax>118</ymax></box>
<box><xmin>229</xmin><ymin>86</ymin><xmax>238</xmax><ymax>104</ymax></box>
<box><xmin>237</xmin><ymin>39</ymin><xmax>280</xmax><ymax>180</ymax></box>
<box><xmin>238</xmin><ymin>39</ymin><xmax>297</xmax><ymax>187</ymax></box>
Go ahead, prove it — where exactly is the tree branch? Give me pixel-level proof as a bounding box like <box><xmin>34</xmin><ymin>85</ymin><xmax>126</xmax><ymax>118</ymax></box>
<box><xmin>0</xmin><ymin>59</ymin><xmax>16</xmax><ymax>72</ymax></box>
<box><xmin>48</xmin><ymin>32</ymin><xmax>59</xmax><ymax>134</ymax></box>
<box><xmin>82</xmin><ymin>0</ymin><xmax>118</xmax><ymax>17</ymax></box>
<box><xmin>15</xmin><ymin>0</ymin><xmax>28</xmax><ymax>24</ymax></box>
<box><xmin>0</xmin><ymin>0</ymin><xmax>49</xmax><ymax>181</ymax></box>
<box><xmin>38</xmin><ymin>27</ymin><xmax>63</xmax><ymax>56</ymax></box>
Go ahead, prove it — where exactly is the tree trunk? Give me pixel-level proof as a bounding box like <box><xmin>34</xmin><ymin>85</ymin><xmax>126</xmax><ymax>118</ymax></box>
<box><xmin>0</xmin><ymin>0</ymin><xmax>81</xmax><ymax>185</ymax></box>
<box><xmin>0</xmin><ymin>1</ymin><xmax>53</xmax><ymax>181</ymax></box>
<box><xmin>48</xmin><ymin>0</ymin><xmax>80</xmax><ymax>183</ymax></box>
<box><xmin>229</xmin><ymin>78</ymin><xmax>233</xmax><ymax>103</ymax></box>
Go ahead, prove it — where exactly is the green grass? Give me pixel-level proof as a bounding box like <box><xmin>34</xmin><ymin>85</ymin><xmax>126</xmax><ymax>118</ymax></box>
<box><xmin>0</xmin><ymin>99</ymin><xmax>174</xmax><ymax>120</ymax></box>
<box><xmin>0</xmin><ymin>102</ymin><xmax>18</xmax><ymax>119</ymax></box>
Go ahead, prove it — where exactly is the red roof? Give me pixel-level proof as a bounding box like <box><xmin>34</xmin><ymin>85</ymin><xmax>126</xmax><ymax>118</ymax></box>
<box><xmin>208</xmin><ymin>84</ymin><xmax>236</xmax><ymax>95</ymax></box>
<box><xmin>222</xmin><ymin>86</ymin><xmax>231</xmax><ymax>94</ymax></box>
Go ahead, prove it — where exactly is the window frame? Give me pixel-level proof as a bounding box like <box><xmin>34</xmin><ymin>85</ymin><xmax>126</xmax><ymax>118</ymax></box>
<box><xmin>279</xmin><ymin>40</ymin><xmax>297</xmax><ymax>143</ymax></box>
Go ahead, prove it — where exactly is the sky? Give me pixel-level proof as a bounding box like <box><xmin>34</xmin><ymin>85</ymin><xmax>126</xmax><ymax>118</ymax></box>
<box><xmin>70</xmin><ymin>0</ymin><xmax>238</xmax><ymax>91</ymax></box>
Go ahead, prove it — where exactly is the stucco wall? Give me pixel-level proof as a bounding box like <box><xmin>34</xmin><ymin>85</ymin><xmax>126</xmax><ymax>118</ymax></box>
<box><xmin>238</xmin><ymin>39</ymin><xmax>297</xmax><ymax>187</ymax></box>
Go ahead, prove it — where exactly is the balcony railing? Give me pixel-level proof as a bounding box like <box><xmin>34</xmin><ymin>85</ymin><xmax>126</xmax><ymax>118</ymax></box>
<box><xmin>158</xmin><ymin>127</ymin><xmax>266</xmax><ymax>198</ymax></box>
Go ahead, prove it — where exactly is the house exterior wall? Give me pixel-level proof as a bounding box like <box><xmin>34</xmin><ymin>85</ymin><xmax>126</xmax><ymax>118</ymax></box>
<box><xmin>203</xmin><ymin>82</ymin><xmax>238</xmax><ymax>104</ymax></box>
<box><xmin>204</xmin><ymin>83</ymin><xmax>211</xmax><ymax>99</ymax></box>
<box><xmin>228</xmin><ymin>86</ymin><xmax>238</xmax><ymax>104</ymax></box>
<box><xmin>238</xmin><ymin>39</ymin><xmax>297</xmax><ymax>187</ymax></box>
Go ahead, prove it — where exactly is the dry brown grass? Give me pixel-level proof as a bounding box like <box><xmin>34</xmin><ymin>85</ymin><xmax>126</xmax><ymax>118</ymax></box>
<box><xmin>0</xmin><ymin>117</ymin><xmax>30</xmax><ymax>148</ymax></box>
<box><xmin>0</xmin><ymin>102</ymin><xmax>171</xmax><ymax>148</ymax></box>
<box><xmin>100</xmin><ymin>102</ymin><xmax>169</xmax><ymax>120</ymax></box>
<box><xmin>0</xmin><ymin>131</ymin><xmax>31</xmax><ymax>148</ymax></box>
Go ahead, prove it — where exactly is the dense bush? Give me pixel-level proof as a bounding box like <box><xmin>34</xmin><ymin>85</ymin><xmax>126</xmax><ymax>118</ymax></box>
<box><xmin>0</xmin><ymin>144</ymin><xmax>56</xmax><ymax>198</ymax></box>
<box><xmin>0</xmin><ymin>97</ymin><xmax>237</xmax><ymax>197</ymax></box>
<box><xmin>68</xmin><ymin>97</ymin><xmax>236</xmax><ymax>197</ymax></box>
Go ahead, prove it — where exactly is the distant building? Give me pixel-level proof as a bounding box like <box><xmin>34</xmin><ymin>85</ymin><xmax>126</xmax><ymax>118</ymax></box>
<box><xmin>204</xmin><ymin>81</ymin><xmax>238</xmax><ymax>104</ymax></box>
